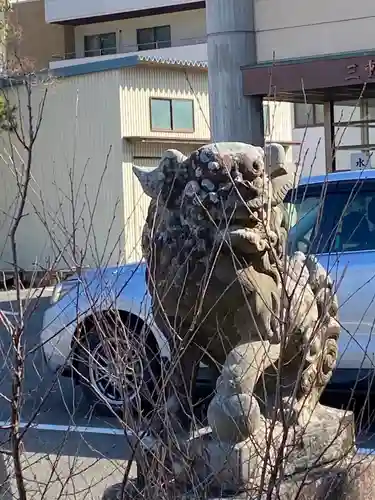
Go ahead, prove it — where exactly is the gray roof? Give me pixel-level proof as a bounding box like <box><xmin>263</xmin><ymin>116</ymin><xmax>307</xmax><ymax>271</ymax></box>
<box><xmin>50</xmin><ymin>52</ymin><xmax>207</xmax><ymax>78</ymax></box>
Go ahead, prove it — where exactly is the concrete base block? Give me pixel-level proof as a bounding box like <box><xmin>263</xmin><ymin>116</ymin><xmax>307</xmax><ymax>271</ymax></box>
<box><xmin>130</xmin><ymin>406</ymin><xmax>355</xmax><ymax>497</ymax></box>
<box><xmin>101</xmin><ymin>460</ymin><xmax>375</xmax><ymax>500</ymax></box>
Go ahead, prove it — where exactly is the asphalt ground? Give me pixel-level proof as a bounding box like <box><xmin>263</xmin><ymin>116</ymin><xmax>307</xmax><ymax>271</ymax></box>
<box><xmin>0</xmin><ymin>288</ymin><xmax>374</xmax><ymax>498</ymax></box>
<box><xmin>0</xmin><ymin>288</ymin><xmax>131</xmax><ymax>499</ymax></box>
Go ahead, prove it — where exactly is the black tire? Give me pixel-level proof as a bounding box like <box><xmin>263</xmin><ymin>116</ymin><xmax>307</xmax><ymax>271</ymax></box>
<box><xmin>74</xmin><ymin>313</ymin><xmax>161</xmax><ymax>418</ymax></box>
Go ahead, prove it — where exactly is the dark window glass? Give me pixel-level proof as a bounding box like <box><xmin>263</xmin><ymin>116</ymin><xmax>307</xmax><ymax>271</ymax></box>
<box><xmin>366</xmin><ymin>99</ymin><xmax>375</xmax><ymax>121</ymax></box>
<box><xmin>137</xmin><ymin>25</ymin><xmax>171</xmax><ymax>51</ymax></box>
<box><xmin>286</xmin><ymin>182</ymin><xmax>375</xmax><ymax>254</ymax></box>
<box><xmin>99</xmin><ymin>33</ymin><xmax>117</xmax><ymax>55</ymax></box>
<box><xmin>136</xmin><ymin>28</ymin><xmax>156</xmax><ymax>51</ymax></box>
<box><xmin>154</xmin><ymin>25</ymin><xmax>171</xmax><ymax>48</ymax></box>
<box><xmin>84</xmin><ymin>33</ymin><xmax>116</xmax><ymax>57</ymax></box>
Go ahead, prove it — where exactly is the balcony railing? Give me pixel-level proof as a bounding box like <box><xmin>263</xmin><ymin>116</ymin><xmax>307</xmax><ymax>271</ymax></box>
<box><xmin>83</xmin><ymin>47</ymin><xmax>118</xmax><ymax>58</ymax></box>
<box><xmin>51</xmin><ymin>35</ymin><xmax>207</xmax><ymax>62</ymax></box>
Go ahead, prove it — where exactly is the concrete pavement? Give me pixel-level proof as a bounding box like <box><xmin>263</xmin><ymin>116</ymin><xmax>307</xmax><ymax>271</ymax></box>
<box><xmin>0</xmin><ymin>288</ymin><xmax>131</xmax><ymax>499</ymax></box>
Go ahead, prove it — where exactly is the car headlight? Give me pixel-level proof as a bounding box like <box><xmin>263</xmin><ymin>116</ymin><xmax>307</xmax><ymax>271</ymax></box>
<box><xmin>50</xmin><ymin>279</ymin><xmax>79</xmax><ymax>305</ymax></box>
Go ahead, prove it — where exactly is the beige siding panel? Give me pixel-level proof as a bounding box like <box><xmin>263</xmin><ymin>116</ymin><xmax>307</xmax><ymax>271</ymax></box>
<box><xmin>0</xmin><ymin>71</ymin><xmax>124</xmax><ymax>271</ymax></box>
<box><xmin>120</xmin><ymin>66</ymin><xmax>211</xmax><ymax>141</ymax></box>
<box><xmin>123</xmin><ymin>140</ymin><xmax>207</xmax><ymax>263</ymax></box>
<box><xmin>133</xmin><ymin>141</ymin><xmax>205</xmax><ymax>158</ymax></box>
<box><xmin>120</xmin><ymin>65</ymin><xmax>211</xmax><ymax>263</ymax></box>
<box><xmin>125</xmin><ymin>155</ymin><xmax>154</xmax><ymax>263</ymax></box>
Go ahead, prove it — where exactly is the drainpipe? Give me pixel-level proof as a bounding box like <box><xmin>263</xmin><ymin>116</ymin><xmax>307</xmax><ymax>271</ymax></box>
<box><xmin>205</xmin><ymin>0</ymin><xmax>264</xmax><ymax>146</ymax></box>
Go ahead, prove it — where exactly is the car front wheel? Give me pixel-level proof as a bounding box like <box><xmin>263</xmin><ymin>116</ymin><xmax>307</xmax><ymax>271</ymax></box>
<box><xmin>74</xmin><ymin>313</ymin><xmax>161</xmax><ymax>419</ymax></box>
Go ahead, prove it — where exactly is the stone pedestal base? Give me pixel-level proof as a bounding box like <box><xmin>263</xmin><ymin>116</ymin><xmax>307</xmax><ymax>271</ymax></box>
<box><xmin>133</xmin><ymin>405</ymin><xmax>355</xmax><ymax>496</ymax></box>
<box><xmin>102</xmin><ymin>406</ymin><xmax>358</xmax><ymax>499</ymax></box>
<box><xmin>331</xmin><ymin>455</ymin><xmax>375</xmax><ymax>500</ymax></box>
<box><xmin>102</xmin><ymin>459</ymin><xmax>375</xmax><ymax>500</ymax></box>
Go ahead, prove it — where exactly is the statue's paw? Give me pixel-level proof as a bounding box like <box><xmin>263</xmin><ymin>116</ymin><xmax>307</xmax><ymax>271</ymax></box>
<box><xmin>207</xmin><ymin>393</ymin><xmax>262</xmax><ymax>443</ymax></box>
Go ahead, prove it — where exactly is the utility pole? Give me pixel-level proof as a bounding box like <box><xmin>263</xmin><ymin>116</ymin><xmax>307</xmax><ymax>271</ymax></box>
<box><xmin>205</xmin><ymin>0</ymin><xmax>264</xmax><ymax>146</ymax></box>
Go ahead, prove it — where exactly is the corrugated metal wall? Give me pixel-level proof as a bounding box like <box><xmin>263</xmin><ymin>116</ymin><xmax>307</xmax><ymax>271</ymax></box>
<box><xmin>119</xmin><ymin>66</ymin><xmax>211</xmax><ymax>141</ymax></box>
<box><xmin>119</xmin><ymin>65</ymin><xmax>211</xmax><ymax>262</ymax></box>
<box><xmin>123</xmin><ymin>140</ymin><xmax>205</xmax><ymax>262</ymax></box>
<box><xmin>0</xmin><ymin>71</ymin><xmax>124</xmax><ymax>271</ymax></box>
<box><xmin>0</xmin><ymin>63</ymin><xmax>294</xmax><ymax>272</ymax></box>
<box><xmin>119</xmin><ymin>66</ymin><xmax>294</xmax><ymax>262</ymax></box>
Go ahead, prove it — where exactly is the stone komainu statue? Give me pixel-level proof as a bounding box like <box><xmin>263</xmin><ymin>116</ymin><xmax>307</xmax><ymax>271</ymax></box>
<box><xmin>133</xmin><ymin>142</ymin><xmax>340</xmax><ymax>442</ymax></box>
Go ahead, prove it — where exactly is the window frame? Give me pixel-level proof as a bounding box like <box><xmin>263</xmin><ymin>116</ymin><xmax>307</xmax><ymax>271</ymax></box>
<box><xmin>149</xmin><ymin>97</ymin><xmax>195</xmax><ymax>132</ymax></box>
<box><xmin>84</xmin><ymin>32</ymin><xmax>117</xmax><ymax>58</ymax></box>
<box><xmin>136</xmin><ymin>25</ymin><xmax>172</xmax><ymax>51</ymax></box>
<box><xmin>293</xmin><ymin>103</ymin><xmax>324</xmax><ymax>128</ymax></box>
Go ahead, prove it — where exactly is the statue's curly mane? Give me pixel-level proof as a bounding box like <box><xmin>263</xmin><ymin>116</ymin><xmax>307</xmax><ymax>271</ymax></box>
<box><xmin>141</xmin><ymin>144</ymin><xmax>292</xmax><ymax>294</ymax></box>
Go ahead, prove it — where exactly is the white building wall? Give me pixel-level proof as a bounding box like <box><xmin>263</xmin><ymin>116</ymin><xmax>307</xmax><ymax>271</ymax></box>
<box><xmin>292</xmin><ymin>127</ymin><xmax>326</xmax><ymax>177</ymax></box>
<box><xmin>255</xmin><ymin>0</ymin><xmax>375</xmax><ymax>62</ymax></box>
<box><xmin>74</xmin><ymin>9</ymin><xmax>206</xmax><ymax>59</ymax></box>
<box><xmin>45</xmin><ymin>0</ymin><xmax>199</xmax><ymax>24</ymax></box>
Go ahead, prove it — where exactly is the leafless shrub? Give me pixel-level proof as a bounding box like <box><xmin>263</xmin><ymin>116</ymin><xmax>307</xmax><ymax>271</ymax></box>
<box><xmin>0</xmin><ymin>25</ymin><xmax>374</xmax><ymax>500</ymax></box>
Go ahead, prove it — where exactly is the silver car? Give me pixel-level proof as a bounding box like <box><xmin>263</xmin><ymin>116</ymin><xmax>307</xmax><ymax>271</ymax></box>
<box><xmin>41</xmin><ymin>263</ymin><xmax>171</xmax><ymax>414</ymax></box>
<box><xmin>41</xmin><ymin>169</ymin><xmax>375</xmax><ymax>413</ymax></box>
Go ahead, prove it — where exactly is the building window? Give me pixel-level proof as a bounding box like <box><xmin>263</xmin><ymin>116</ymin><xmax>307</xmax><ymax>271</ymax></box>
<box><xmin>137</xmin><ymin>25</ymin><xmax>171</xmax><ymax>51</ymax></box>
<box><xmin>84</xmin><ymin>33</ymin><xmax>116</xmax><ymax>57</ymax></box>
<box><xmin>294</xmin><ymin>103</ymin><xmax>324</xmax><ymax>128</ymax></box>
<box><xmin>150</xmin><ymin>98</ymin><xmax>194</xmax><ymax>131</ymax></box>
<box><xmin>263</xmin><ymin>102</ymin><xmax>270</xmax><ymax>135</ymax></box>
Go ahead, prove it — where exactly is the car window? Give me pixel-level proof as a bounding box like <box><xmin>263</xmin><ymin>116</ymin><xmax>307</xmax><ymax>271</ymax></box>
<box><xmin>286</xmin><ymin>181</ymin><xmax>375</xmax><ymax>255</ymax></box>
